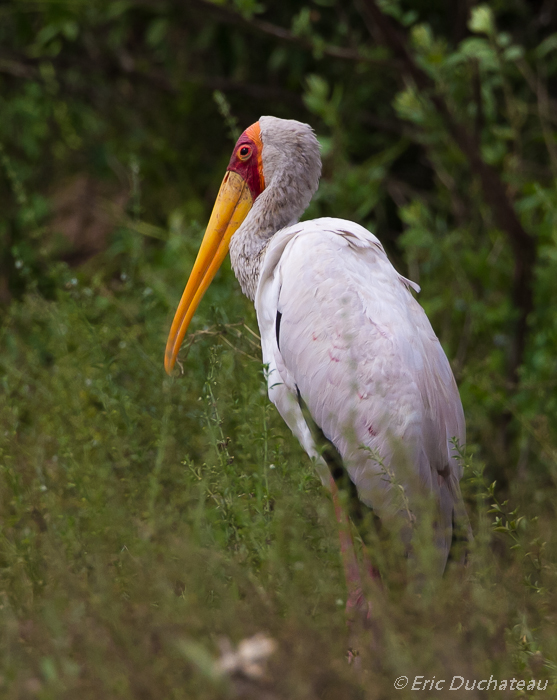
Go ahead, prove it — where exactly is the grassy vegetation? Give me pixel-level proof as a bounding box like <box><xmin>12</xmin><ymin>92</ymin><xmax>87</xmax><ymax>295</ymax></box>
<box><xmin>0</xmin><ymin>219</ymin><xmax>555</xmax><ymax>699</ymax></box>
<box><xmin>2</xmin><ymin>0</ymin><xmax>557</xmax><ymax>697</ymax></box>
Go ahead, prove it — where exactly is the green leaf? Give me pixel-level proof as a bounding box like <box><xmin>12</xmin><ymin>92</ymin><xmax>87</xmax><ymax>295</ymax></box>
<box><xmin>503</xmin><ymin>45</ymin><xmax>524</xmax><ymax>62</ymax></box>
<box><xmin>291</xmin><ymin>7</ymin><xmax>312</xmax><ymax>37</ymax></box>
<box><xmin>457</xmin><ymin>37</ymin><xmax>498</xmax><ymax>68</ymax></box>
<box><xmin>35</xmin><ymin>24</ymin><xmax>61</xmax><ymax>47</ymax></box>
<box><xmin>468</xmin><ymin>5</ymin><xmax>495</xmax><ymax>36</ymax></box>
<box><xmin>394</xmin><ymin>86</ymin><xmax>426</xmax><ymax>124</ymax></box>
<box><xmin>401</xmin><ymin>10</ymin><xmax>418</xmax><ymax>27</ymax></box>
<box><xmin>106</xmin><ymin>1</ymin><xmax>131</xmax><ymax>19</ymax></box>
<box><xmin>62</xmin><ymin>21</ymin><xmax>79</xmax><ymax>42</ymax></box>
<box><xmin>412</xmin><ymin>24</ymin><xmax>434</xmax><ymax>52</ymax></box>
<box><xmin>232</xmin><ymin>0</ymin><xmax>264</xmax><ymax>19</ymax></box>
<box><xmin>377</xmin><ymin>0</ymin><xmax>404</xmax><ymax>21</ymax></box>
<box><xmin>536</xmin><ymin>33</ymin><xmax>557</xmax><ymax>58</ymax></box>
<box><xmin>146</xmin><ymin>18</ymin><xmax>168</xmax><ymax>48</ymax></box>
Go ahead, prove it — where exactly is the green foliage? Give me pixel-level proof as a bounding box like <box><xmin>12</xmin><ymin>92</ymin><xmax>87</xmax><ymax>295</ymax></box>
<box><xmin>1</xmin><ymin>0</ymin><xmax>557</xmax><ymax>697</ymax></box>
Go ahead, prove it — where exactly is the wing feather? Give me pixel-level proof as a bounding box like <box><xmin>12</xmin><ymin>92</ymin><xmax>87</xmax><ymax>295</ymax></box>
<box><xmin>256</xmin><ymin>217</ymin><xmax>467</xmax><ymax>566</ymax></box>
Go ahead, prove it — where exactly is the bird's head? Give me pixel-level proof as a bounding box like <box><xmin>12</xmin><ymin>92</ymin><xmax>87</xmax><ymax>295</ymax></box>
<box><xmin>164</xmin><ymin>116</ymin><xmax>321</xmax><ymax>374</ymax></box>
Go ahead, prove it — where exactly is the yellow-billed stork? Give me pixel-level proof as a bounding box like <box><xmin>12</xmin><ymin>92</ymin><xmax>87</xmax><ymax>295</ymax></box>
<box><xmin>165</xmin><ymin>117</ymin><xmax>470</xmax><ymax>612</ymax></box>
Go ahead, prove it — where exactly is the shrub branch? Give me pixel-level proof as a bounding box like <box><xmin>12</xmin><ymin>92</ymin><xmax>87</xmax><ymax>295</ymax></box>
<box><xmin>359</xmin><ymin>0</ymin><xmax>537</xmax><ymax>385</ymax></box>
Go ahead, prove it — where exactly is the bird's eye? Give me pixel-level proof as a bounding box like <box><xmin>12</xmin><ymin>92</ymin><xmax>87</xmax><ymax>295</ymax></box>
<box><xmin>238</xmin><ymin>145</ymin><xmax>252</xmax><ymax>161</ymax></box>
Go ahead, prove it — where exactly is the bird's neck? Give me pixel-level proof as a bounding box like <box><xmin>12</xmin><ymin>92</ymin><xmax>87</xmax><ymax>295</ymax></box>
<box><xmin>229</xmin><ymin>183</ymin><xmax>300</xmax><ymax>301</ymax></box>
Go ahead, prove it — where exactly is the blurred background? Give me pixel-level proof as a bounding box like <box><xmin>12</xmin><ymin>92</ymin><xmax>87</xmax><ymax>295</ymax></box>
<box><xmin>1</xmin><ymin>1</ymin><xmax>557</xmax><ymax>698</ymax></box>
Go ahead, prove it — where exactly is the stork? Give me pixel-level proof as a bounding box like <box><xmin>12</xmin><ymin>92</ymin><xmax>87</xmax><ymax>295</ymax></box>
<box><xmin>165</xmin><ymin>117</ymin><xmax>469</xmax><ymax>616</ymax></box>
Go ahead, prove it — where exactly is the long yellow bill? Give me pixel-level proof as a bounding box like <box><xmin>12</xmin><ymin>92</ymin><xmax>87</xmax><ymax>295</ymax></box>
<box><xmin>164</xmin><ymin>170</ymin><xmax>253</xmax><ymax>374</ymax></box>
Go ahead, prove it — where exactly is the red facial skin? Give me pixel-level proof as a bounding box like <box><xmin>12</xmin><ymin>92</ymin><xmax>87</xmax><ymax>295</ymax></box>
<box><xmin>226</xmin><ymin>121</ymin><xmax>266</xmax><ymax>201</ymax></box>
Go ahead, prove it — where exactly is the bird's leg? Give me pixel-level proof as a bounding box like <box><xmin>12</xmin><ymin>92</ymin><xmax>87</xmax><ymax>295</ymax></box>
<box><xmin>329</xmin><ymin>476</ymin><xmax>377</xmax><ymax>664</ymax></box>
<box><xmin>362</xmin><ymin>546</ymin><xmax>382</xmax><ymax>582</ymax></box>
<box><xmin>328</xmin><ymin>476</ymin><xmax>368</xmax><ymax>619</ymax></box>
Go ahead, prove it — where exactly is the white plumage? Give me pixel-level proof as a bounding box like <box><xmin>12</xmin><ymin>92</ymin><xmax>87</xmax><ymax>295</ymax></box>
<box><xmin>257</xmin><ymin>217</ymin><xmax>465</xmax><ymax>568</ymax></box>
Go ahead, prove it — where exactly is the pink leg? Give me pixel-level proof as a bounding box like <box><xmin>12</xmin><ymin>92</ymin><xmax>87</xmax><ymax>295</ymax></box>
<box><xmin>362</xmin><ymin>546</ymin><xmax>382</xmax><ymax>582</ymax></box>
<box><xmin>329</xmin><ymin>476</ymin><xmax>368</xmax><ymax>618</ymax></box>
